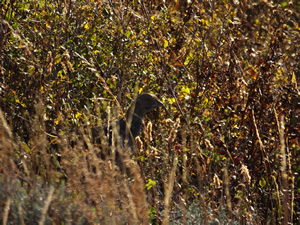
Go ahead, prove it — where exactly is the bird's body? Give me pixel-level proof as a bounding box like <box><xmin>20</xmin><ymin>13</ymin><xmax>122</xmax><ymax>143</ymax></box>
<box><xmin>92</xmin><ymin>93</ymin><xmax>164</xmax><ymax>147</ymax></box>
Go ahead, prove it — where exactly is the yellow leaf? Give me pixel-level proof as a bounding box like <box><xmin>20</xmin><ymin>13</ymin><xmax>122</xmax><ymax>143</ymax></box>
<box><xmin>181</xmin><ymin>85</ymin><xmax>190</xmax><ymax>95</ymax></box>
<box><xmin>28</xmin><ymin>65</ymin><xmax>35</xmax><ymax>74</ymax></box>
<box><xmin>84</xmin><ymin>22</ymin><xmax>90</xmax><ymax>29</ymax></box>
<box><xmin>207</xmin><ymin>51</ymin><xmax>213</xmax><ymax>57</ymax></box>
<box><xmin>46</xmin><ymin>21</ymin><xmax>51</xmax><ymax>28</ymax></box>
<box><xmin>168</xmin><ymin>98</ymin><xmax>175</xmax><ymax>104</ymax></box>
<box><xmin>163</xmin><ymin>39</ymin><xmax>168</xmax><ymax>48</ymax></box>
<box><xmin>291</xmin><ymin>72</ymin><xmax>296</xmax><ymax>85</ymax></box>
<box><xmin>54</xmin><ymin>118</ymin><xmax>60</xmax><ymax>125</ymax></box>
<box><xmin>75</xmin><ymin>112</ymin><xmax>81</xmax><ymax>120</ymax></box>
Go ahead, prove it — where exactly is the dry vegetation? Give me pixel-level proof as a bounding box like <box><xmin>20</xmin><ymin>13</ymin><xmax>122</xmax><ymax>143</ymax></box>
<box><xmin>0</xmin><ymin>0</ymin><xmax>299</xmax><ymax>224</ymax></box>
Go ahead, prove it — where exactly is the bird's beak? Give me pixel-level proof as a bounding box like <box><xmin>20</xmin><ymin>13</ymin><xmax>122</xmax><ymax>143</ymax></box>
<box><xmin>157</xmin><ymin>100</ymin><xmax>167</xmax><ymax>114</ymax></box>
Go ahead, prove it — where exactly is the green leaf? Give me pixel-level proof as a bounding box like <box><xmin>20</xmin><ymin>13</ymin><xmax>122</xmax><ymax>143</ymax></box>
<box><xmin>259</xmin><ymin>178</ymin><xmax>266</xmax><ymax>188</ymax></box>
<box><xmin>146</xmin><ymin>179</ymin><xmax>157</xmax><ymax>190</ymax></box>
<box><xmin>125</xmin><ymin>30</ymin><xmax>131</xmax><ymax>37</ymax></box>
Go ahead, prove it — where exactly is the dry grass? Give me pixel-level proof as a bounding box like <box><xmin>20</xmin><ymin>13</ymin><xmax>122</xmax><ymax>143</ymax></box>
<box><xmin>0</xmin><ymin>95</ymin><xmax>298</xmax><ymax>224</ymax></box>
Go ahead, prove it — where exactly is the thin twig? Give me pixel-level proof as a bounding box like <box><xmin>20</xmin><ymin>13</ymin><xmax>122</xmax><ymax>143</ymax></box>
<box><xmin>223</xmin><ymin>167</ymin><xmax>232</xmax><ymax>221</ymax></box>
<box><xmin>252</xmin><ymin>109</ymin><xmax>270</xmax><ymax>162</ymax></box>
<box><xmin>18</xmin><ymin>204</ymin><xmax>25</xmax><ymax>225</ymax></box>
<box><xmin>274</xmin><ymin>110</ymin><xmax>289</xmax><ymax>225</ymax></box>
<box><xmin>169</xmin><ymin>87</ymin><xmax>189</xmax><ymax>125</ymax></box>
<box><xmin>3</xmin><ymin>197</ymin><xmax>11</xmax><ymax>225</ymax></box>
<box><xmin>162</xmin><ymin>156</ymin><xmax>178</xmax><ymax>225</ymax></box>
<box><xmin>39</xmin><ymin>186</ymin><xmax>55</xmax><ymax>225</ymax></box>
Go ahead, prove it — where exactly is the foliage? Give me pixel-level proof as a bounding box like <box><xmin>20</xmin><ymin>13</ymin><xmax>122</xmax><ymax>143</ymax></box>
<box><xmin>0</xmin><ymin>0</ymin><xmax>299</xmax><ymax>224</ymax></box>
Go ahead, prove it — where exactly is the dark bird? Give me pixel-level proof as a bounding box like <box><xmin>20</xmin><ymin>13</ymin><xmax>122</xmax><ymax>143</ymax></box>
<box><xmin>92</xmin><ymin>93</ymin><xmax>165</xmax><ymax>148</ymax></box>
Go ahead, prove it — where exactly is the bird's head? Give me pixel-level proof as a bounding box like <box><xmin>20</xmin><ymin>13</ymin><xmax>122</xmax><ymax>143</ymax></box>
<box><xmin>128</xmin><ymin>93</ymin><xmax>165</xmax><ymax>118</ymax></box>
<box><xmin>136</xmin><ymin>93</ymin><xmax>164</xmax><ymax>112</ymax></box>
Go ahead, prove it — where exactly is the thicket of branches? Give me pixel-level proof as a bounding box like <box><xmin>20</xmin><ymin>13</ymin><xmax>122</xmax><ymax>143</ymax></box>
<box><xmin>0</xmin><ymin>0</ymin><xmax>299</xmax><ymax>224</ymax></box>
